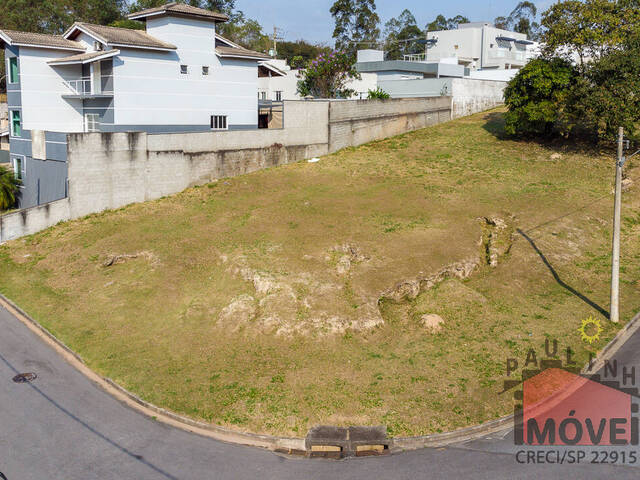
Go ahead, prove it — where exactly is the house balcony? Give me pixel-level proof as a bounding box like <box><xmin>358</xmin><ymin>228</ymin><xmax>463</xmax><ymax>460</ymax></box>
<box><xmin>403</xmin><ymin>53</ymin><xmax>427</xmax><ymax>63</ymax></box>
<box><xmin>62</xmin><ymin>76</ymin><xmax>113</xmax><ymax>99</ymax></box>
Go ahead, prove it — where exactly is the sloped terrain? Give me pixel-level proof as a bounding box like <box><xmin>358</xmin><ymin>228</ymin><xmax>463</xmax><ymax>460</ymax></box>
<box><xmin>1</xmin><ymin>110</ymin><xmax>638</xmax><ymax>436</ymax></box>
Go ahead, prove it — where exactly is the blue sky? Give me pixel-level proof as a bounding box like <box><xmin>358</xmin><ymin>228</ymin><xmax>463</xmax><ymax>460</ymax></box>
<box><xmin>235</xmin><ymin>0</ymin><xmax>556</xmax><ymax>44</ymax></box>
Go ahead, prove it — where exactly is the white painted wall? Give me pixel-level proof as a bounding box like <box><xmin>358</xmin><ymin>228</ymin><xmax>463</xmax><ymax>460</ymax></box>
<box><xmin>17</xmin><ymin>47</ymin><xmax>84</xmax><ymax>132</ymax></box>
<box><xmin>109</xmin><ymin>16</ymin><xmax>258</xmax><ymax>128</ymax></box>
<box><xmin>426</xmin><ymin>24</ymin><xmax>529</xmax><ymax>70</ymax></box>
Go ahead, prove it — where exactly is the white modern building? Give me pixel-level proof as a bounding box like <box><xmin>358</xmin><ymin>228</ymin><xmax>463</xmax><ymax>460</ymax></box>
<box><xmin>425</xmin><ymin>22</ymin><xmax>533</xmax><ymax>72</ymax></box>
<box><xmin>1</xmin><ymin>2</ymin><xmax>270</xmax><ymax>208</ymax></box>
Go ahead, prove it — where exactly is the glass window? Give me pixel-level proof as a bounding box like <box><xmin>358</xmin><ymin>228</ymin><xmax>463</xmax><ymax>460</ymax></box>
<box><xmin>84</xmin><ymin>114</ymin><xmax>99</xmax><ymax>132</ymax></box>
<box><xmin>202</xmin><ymin>66</ymin><xmax>209</xmax><ymax>75</ymax></box>
<box><xmin>9</xmin><ymin>57</ymin><xmax>18</xmax><ymax>84</ymax></box>
<box><xmin>10</xmin><ymin>110</ymin><xmax>21</xmax><ymax>137</ymax></box>
<box><xmin>180</xmin><ymin>65</ymin><xmax>188</xmax><ymax>75</ymax></box>
<box><xmin>275</xmin><ymin>91</ymin><xmax>282</xmax><ymax>101</ymax></box>
<box><xmin>13</xmin><ymin>156</ymin><xmax>23</xmax><ymax>180</ymax></box>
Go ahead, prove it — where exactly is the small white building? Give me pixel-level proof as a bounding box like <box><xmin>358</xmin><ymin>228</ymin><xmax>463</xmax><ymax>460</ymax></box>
<box><xmin>1</xmin><ymin>2</ymin><xmax>270</xmax><ymax>208</ymax></box>
<box><xmin>258</xmin><ymin>58</ymin><xmax>378</xmax><ymax>101</ymax></box>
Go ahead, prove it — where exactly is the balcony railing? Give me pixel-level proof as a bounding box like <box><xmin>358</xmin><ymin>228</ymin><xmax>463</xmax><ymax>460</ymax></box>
<box><xmin>403</xmin><ymin>53</ymin><xmax>427</xmax><ymax>62</ymax></box>
<box><xmin>62</xmin><ymin>76</ymin><xmax>113</xmax><ymax>97</ymax></box>
<box><xmin>63</xmin><ymin>77</ymin><xmax>91</xmax><ymax>95</ymax></box>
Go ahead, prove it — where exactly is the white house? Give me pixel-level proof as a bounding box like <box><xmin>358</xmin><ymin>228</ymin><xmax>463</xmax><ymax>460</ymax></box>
<box><xmin>425</xmin><ymin>22</ymin><xmax>534</xmax><ymax>72</ymax></box>
<box><xmin>1</xmin><ymin>2</ymin><xmax>269</xmax><ymax>208</ymax></box>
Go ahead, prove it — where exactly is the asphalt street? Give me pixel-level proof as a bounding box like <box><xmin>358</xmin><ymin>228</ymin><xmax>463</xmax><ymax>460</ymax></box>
<box><xmin>1</xmin><ymin>303</ymin><xmax>638</xmax><ymax>479</ymax></box>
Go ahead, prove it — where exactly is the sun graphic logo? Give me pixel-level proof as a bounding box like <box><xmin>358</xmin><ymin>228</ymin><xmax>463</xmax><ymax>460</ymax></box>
<box><xmin>578</xmin><ymin>316</ymin><xmax>603</xmax><ymax>344</ymax></box>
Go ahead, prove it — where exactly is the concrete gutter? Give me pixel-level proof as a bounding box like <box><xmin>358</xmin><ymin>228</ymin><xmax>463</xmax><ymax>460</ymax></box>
<box><xmin>1</xmin><ymin>291</ymin><xmax>638</xmax><ymax>456</ymax></box>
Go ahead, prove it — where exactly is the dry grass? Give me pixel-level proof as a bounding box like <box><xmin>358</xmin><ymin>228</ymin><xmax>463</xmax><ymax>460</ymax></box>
<box><xmin>1</xmin><ymin>109</ymin><xmax>639</xmax><ymax>436</ymax></box>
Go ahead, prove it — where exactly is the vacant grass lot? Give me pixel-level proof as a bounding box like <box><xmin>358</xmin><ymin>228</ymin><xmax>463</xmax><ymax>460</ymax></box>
<box><xmin>1</xmin><ymin>110</ymin><xmax>639</xmax><ymax>437</ymax></box>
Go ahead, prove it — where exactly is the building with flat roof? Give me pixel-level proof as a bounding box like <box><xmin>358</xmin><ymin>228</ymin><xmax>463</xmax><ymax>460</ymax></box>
<box><xmin>425</xmin><ymin>22</ymin><xmax>534</xmax><ymax>71</ymax></box>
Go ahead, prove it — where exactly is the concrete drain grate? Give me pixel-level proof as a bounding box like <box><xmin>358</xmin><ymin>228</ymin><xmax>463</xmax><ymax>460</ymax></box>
<box><xmin>305</xmin><ymin>426</ymin><xmax>391</xmax><ymax>459</ymax></box>
<box><xmin>12</xmin><ymin>372</ymin><xmax>37</xmax><ymax>383</ymax></box>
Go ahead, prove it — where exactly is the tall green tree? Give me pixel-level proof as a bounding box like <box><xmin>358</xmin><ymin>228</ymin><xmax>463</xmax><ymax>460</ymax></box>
<box><xmin>541</xmin><ymin>0</ymin><xmax>640</xmax><ymax>67</ymax></box>
<box><xmin>1</xmin><ymin>0</ymin><xmax>126</xmax><ymax>34</ymax></box>
<box><xmin>425</xmin><ymin>14</ymin><xmax>469</xmax><ymax>32</ymax></box>
<box><xmin>494</xmin><ymin>2</ymin><xmax>540</xmax><ymax>39</ymax></box>
<box><xmin>277</xmin><ymin>40</ymin><xmax>332</xmax><ymax>68</ymax></box>
<box><xmin>383</xmin><ymin>9</ymin><xmax>423</xmax><ymax>60</ymax></box>
<box><xmin>568</xmin><ymin>31</ymin><xmax>640</xmax><ymax>140</ymax></box>
<box><xmin>330</xmin><ymin>0</ymin><xmax>380</xmax><ymax>57</ymax></box>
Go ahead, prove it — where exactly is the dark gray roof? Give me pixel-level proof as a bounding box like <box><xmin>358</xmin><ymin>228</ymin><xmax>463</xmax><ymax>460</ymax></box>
<box><xmin>66</xmin><ymin>23</ymin><xmax>176</xmax><ymax>50</ymax></box>
<box><xmin>128</xmin><ymin>2</ymin><xmax>229</xmax><ymax>22</ymax></box>
<box><xmin>0</xmin><ymin>29</ymin><xmax>84</xmax><ymax>51</ymax></box>
<box><xmin>216</xmin><ymin>45</ymin><xmax>270</xmax><ymax>60</ymax></box>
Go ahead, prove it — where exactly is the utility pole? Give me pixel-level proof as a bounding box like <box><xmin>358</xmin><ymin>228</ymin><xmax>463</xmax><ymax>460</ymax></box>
<box><xmin>610</xmin><ymin>127</ymin><xmax>624</xmax><ymax>323</ymax></box>
<box><xmin>271</xmin><ymin>26</ymin><xmax>283</xmax><ymax>58</ymax></box>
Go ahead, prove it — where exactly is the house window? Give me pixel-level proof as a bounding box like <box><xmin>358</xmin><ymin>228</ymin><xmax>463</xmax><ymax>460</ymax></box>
<box><xmin>211</xmin><ymin>115</ymin><xmax>228</xmax><ymax>130</ymax></box>
<box><xmin>12</xmin><ymin>156</ymin><xmax>23</xmax><ymax>181</ymax></box>
<box><xmin>274</xmin><ymin>91</ymin><xmax>282</xmax><ymax>101</ymax></box>
<box><xmin>180</xmin><ymin>65</ymin><xmax>189</xmax><ymax>75</ymax></box>
<box><xmin>8</xmin><ymin>57</ymin><xmax>19</xmax><ymax>84</ymax></box>
<box><xmin>84</xmin><ymin>113</ymin><xmax>100</xmax><ymax>133</ymax></box>
<box><xmin>202</xmin><ymin>66</ymin><xmax>209</xmax><ymax>75</ymax></box>
<box><xmin>260</xmin><ymin>91</ymin><xmax>267</xmax><ymax>100</ymax></box>
<box><xmin>10</xmin><ymin>110</ymin><xmax>21</xmax><ymax>137</ymax></box>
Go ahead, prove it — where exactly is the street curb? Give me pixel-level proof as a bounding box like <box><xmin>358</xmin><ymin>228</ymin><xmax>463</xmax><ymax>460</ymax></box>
<box><xmin>0</xmin><ymin>294</ymin><xmax>305</xmax><ymax>453</ymax></box>
<box><xmin>1</xmin><ymin>292</ymin><xmax>638</xmax><ymax>456</ymax></box>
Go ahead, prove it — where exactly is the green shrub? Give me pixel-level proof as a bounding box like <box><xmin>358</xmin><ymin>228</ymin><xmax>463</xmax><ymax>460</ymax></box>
<box><xmin>503</xmin><ymin>58</ymin><xmax>577</xmax><ymax>137</ymax></box>
<box><xmin>297</xmin><ymin>50</ymin><xmax>360</xmax><ymax>99</ymax></box>
<box><xmin>0</xmin><ymin>165</ymin><xmax>20</xmax><ymax>211</ymax></box>
<box><xmin>367</xmin><ymin>87</ymin><xmax>390</xmax><ymax>100</ymax></box>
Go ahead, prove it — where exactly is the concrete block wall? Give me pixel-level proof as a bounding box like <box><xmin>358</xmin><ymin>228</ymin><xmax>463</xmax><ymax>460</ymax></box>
<box><xmin>67</xmin><ymin>100</ymin><xmax>330</xmax><ymax>219</ymax></box>
<box><xmin>0</xmin><ymin>197</ymin><xmax>70</xmax><ymax>243</ymax></box>
<box><xmin>450</xmin><ymin>78</ymin><xmax>505</xmax><ymax>119</ymax></box>
<box><xmin>328</xmin><ymin>97</ymin><xmax>452</xmax><ymax>153</ymax></box>
<box><xmin>2</xmin><ymin>97</ymin><xmax>457</xmax><ymax>242</ymax></box>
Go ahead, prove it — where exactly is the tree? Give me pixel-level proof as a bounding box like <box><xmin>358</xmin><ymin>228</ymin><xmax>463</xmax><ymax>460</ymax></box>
<box><xmin>383</xmin><ymin>9</ymin><xmax>423</xmax><ymax>60</ymax></box>
<box><xmin>494</xmin><ymin>2</ymin><xmax>539</xmax><ymax>39</ymax></box>
<box><xmin>277</xmin><ymin>41</ymin><xmax>331</xmax><ymax>68</ymax></box>
<box><xmin>297</xmin><ymin>50</ymin><xmax>360</xmax><ymax>98</ymax></box>
<box><xmin>568</xmin><ymin>32</ymin><xmax>640</xmax><ymax>141</ymax></box>
<box><xmin>4</xmin><ymin>0</ymin><xmax>125</xmax><ymax>34</ymax></box>
<box><xmin>425</xmin><ymin>14</ymin><xmax>469</xmax><ymax>32</ymax></box>
<box><xmin>503</xmin><ymin>57</ymin><xmax>577</xmax><ymax>137</ymax></box>
<box><xmin>541</xmin><ymin>0</ymin><xmax>640</xmax><ymax>67</ymax></box>
<box><xmin>1</xmin><ymin>0</ymin><xmax>126</xmax><ymax>34</ymax></box>
<box><xmin>330</xmin><ymin>0</ymin><xmax>380</xmax><ymax>58</ymax></box>
<box><xmin>0</xmin><ymin>166</ymin><xmax>20</xmax><ymax>211</ymax></box>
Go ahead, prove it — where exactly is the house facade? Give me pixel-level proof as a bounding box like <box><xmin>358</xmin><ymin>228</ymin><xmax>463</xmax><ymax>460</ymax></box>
<box><xmin>1</xmin><ymin>2</ymin><xmax>269</xmax><ymax>208</ymax></box>
<box><xmin>425</xmin><ymin>22</ymin><xmax>533</xmax><ymax>71</ymax></box>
